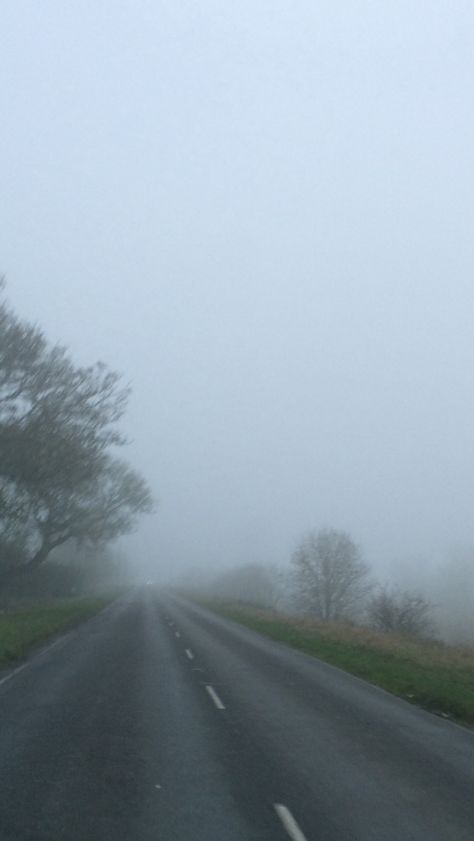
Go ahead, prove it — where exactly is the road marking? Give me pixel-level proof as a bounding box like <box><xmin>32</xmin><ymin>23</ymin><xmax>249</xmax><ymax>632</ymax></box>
<box><xmin>205</xmin><ymin>685</ymin><xmax>225</xmax><ymax>710</ymax></box>
<box><xmin>185</xmin><ymin>648</ymin><xmax>194</xmax><ymax>660</ymax></box>
<box><xmin>0</xmin><ymin>663</ymin><xmax>28</xmax><ymax>688</ymax></box>
<box><xmin>0</xmin><ymin>631</ymin><xmax>72</xmax><ymax>689</ymax></box>
<box><xmin>38</xmin><ymin>638</ymin><xmax>62</xmax><ymax>656</ymax></box>
<box><xmin>274</xmin><ymin>805</ymin><xmax>308</xmax><ymax>841</ymax></box>
<box><xmin>175</xmin><ymin>631</ymin><xmax>181</xmax><ymax>638</ymax></box>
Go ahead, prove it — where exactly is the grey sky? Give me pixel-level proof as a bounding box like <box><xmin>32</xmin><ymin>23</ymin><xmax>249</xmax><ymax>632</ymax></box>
<box><xmin>1</xmin><ymin>1</ymin><xmax>474</xmax><ymax>580</ymax></box>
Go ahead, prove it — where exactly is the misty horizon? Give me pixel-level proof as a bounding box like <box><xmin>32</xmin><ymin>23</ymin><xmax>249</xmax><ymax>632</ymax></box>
<box><xmin>2</xmin><ymin>1</ymin><xmax>474</xmax><ymax>587</ymax></box>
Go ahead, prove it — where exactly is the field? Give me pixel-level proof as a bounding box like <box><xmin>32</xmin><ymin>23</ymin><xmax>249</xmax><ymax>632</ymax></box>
<box><xmin>0</xmin><ymin>597</ymin><xmax>114</xmax><ymax>665</ymax></box>
<box><xmin>197</xmin><ymin>599</ymin><xmax>474</xmax><ymax>726</ymax></box>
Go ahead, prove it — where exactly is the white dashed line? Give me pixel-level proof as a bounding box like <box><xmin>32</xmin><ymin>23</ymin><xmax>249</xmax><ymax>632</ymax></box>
<box><xmin>274</xmin><ymin>804</ymin><xmax>308</xmax><ymax>841</ymax></box>
<box><xmin>175</xmin><ymin>631</ymin><xmax>181</xmax><ymax>638</ymax></box>
<box><xmin>185</xmin><ymin>649</ymin><xmax>194</xmax><ymax>660</ymax></box>
<box><xmin>205</xmin><ymin>685</ymin><xmax>225</xmax><ymax>710</ymax></box>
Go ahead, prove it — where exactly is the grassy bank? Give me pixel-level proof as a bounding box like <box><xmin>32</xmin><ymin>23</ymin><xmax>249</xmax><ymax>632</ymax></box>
<box><xmin>197</xmin><ymin>599</ymin><xmax>474</xmax><ymax>726</ymax></box>
<box><xmin>0</xmin><ymin>596</ymin><xmax>115</xmax><ymax>665</ymax></box>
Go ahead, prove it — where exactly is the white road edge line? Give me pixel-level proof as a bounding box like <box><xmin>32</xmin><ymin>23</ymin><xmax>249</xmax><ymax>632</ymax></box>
<box><xmin>205</xmin><ymin>685</ymin><xmax>225</xmax><ymax>710</ymax></box>
<box><xmin>39</xmin><ymin>638</ymin><xmax>62</xmax><ymax>656</ymax></box>
<box><xmin>274</xmin><ymin>804</ymin><xmax>308</xmax><ymax>841</ymax></box>
<box><xmin>175</xmin><ymin>631</ymin><xmax>181</xmax><ymax>638</ymax></box>
<box><xmin>185</xmin><ymin>649</ymin><xmax>194</xmax><ymax>660</ymax></box>
<box><xmin>0</xmin><ymin>599</ymin><xmax>118</xmax><ymax>692</ymax></box>
<box><xmin>0</xmin><ymin>634</ymin><xmax>67</xmax><ymax>689</ymax></box>
<box><xmin>0</xmin><ymin>663</ymin><xmax>28</xmax><ymax>688</ymax></box>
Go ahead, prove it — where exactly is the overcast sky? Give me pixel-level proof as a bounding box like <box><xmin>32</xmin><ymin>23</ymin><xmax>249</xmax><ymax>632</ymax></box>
<box><xmin>1</xmin><ymin>1</ymin><xmax>474</xmax><ymax>581</ymax></box>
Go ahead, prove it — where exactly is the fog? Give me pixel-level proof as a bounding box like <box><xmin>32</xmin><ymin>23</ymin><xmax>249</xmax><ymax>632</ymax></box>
<box><xmin>1</xmin><ymin>2</ymin><xmax>474</xmax><ymax>604</ymax></box>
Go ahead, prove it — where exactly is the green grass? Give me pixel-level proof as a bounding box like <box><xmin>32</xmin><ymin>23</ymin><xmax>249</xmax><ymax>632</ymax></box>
<box><xmin>196</xmin><ymin>599</ymin><xmax>474</xmax><ymax>726</ymax></box>
<box><xmin>0</xmin><ymin>597</ymin><xmax>114</xmax><ymax>665</ymax></box>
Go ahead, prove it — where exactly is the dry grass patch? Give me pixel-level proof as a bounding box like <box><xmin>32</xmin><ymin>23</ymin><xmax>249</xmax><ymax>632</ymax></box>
<box><xmin>194</xmin><ymin>599</ymin><xmax>474</xmax><ymax>726</ymax></box>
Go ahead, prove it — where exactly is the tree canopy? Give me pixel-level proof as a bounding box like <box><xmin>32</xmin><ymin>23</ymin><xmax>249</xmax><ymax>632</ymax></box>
<box><xmin>0</xmin><ymin>284</ymin><xmax>154</xmax><ymax>581</ymax></box>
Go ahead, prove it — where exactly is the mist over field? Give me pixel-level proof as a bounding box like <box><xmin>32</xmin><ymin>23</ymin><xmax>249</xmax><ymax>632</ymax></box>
<box><xmin>1</xmin><ymin>2</ymin><xmax>474</xmax><ymax>638</ymax></box>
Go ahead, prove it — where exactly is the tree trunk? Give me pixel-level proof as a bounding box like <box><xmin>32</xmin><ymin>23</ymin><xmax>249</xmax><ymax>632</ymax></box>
<box><xmin>0</xmin><ymin>539</ymin><xmax>52</xmax><ymax>593</ymax></box>
<box><xmin>25</xmin><ymin>541</ymin><xmax>53</xmax><ymax>570</ymax></box>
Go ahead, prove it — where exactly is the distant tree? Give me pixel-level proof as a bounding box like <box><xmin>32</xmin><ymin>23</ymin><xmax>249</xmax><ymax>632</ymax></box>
<box><xmin>212</xmin><ymin>562</ymin><xmax>278</xmax><ymax>608</ymax></box>
<box><xmin>292</xmin><ymin>528</ymin><xmax>371</xmax><ymax>620</ymax></box>
<box><xmin>265</xmin><ymin>563</ymin><xmax>295</xmax><ymax>611</ymax></box>
<box><xmin>367</xmin><ymin>586</ymin><xmax>433</xmax><ymax>637</ymax></box>
<box><xmin>431</xmin><ymin>552</ymin><xmax>474</xmax><ymax>644</ymax></box>
<box><xmin>0</xmin><ymin>543</ymin><xmax>130</xmax><ymax>603</ymax></box>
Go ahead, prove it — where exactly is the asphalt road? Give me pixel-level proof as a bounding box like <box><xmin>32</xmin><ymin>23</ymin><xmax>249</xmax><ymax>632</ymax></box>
<box><xmin>0</xmin><ymin>588</ymin><xmax>473</xmax><ymax>840</ymax></box>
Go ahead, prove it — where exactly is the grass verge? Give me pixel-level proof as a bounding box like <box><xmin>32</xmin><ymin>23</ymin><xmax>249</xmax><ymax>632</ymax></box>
<box><xmin>195</xmin><ymin>599</ymin><xmax>474</xmax><ymax>727</ymax></box>
<box><xmin>0</xmin><ymin>596</ymin><xmax>115</xmax><ymax>665</ymax></box>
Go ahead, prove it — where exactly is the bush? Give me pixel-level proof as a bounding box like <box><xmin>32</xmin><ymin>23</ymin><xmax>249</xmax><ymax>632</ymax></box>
<box><xmin>367</xmin><ymin>586</ymin><xmax>433</xmax><ymax>637</ymax></box>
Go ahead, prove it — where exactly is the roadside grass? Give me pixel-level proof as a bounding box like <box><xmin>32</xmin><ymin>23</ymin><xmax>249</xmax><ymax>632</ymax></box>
<box><xmin>194</xmin><ymin>599</ymin><xmax>474</xmax><ymax>726</ymax></box>
<box><xmin>0</xmin><ymin>596</ymin><xmax>115</xmax><ymax>665</ymax></box>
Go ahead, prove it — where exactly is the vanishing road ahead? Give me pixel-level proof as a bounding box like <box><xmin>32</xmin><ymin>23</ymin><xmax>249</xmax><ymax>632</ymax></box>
<box><xmin>0</xmin><ymin>588</ymin><xmax>473</xmax><ymax>840</ymax></box>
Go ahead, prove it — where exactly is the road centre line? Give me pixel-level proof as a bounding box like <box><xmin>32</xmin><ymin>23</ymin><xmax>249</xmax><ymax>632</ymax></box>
<box><xmin>205</xmin><ymin>685</ymin><xmax>225</xmax><ymax>710</ymax></box>
<box><xmin>185</xmin><ymin>649</ymin><xmax>194</xmax><ymax>660</ymax></box>
<box><xmin>274</xmin><ymin>804</ymin><xmax>308</xmax><ymax>841</ymax></box>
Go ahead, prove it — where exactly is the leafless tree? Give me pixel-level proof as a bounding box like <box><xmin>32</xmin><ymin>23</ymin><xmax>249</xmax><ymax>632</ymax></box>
<box><xmin>292</xmin><ymin>528</ymin><xmax>371</xmax><ymax>620</ymax></box>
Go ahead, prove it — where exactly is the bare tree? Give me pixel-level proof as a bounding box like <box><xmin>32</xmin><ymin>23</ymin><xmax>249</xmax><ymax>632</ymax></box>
<box><xmin>292</xmin><ymin>528</ymin><xmax>371</xmax><ymax>620</ymax></box>
<box><xmin>367</xmin><ymin>586</ymin><xmax>433</xmax><ymax>637</ymax></box>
